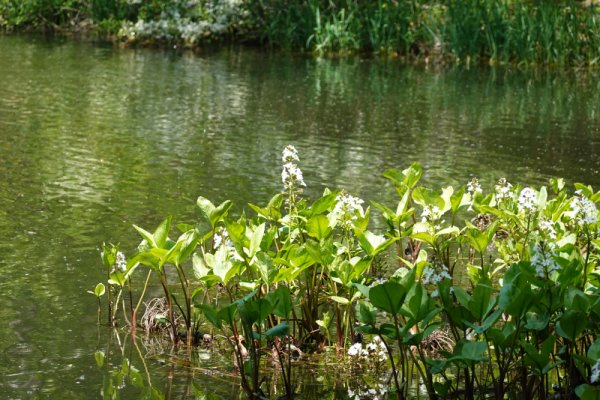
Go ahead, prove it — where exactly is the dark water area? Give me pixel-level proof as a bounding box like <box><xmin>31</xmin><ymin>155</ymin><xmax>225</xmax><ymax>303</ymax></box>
<box><xmin>1</xmin><ymin>34</ymin><xmax>600</xmax><ymax>398</ymax></box>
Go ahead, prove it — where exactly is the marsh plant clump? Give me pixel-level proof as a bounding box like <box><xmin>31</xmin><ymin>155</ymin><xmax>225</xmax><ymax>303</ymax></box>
<box><xmin>93</xmin><ymin>146</ymin><xmax>600</xmax><ymax>399</ymax></box>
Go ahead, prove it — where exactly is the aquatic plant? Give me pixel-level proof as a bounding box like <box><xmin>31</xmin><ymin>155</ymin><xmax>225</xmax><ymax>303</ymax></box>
<box><xmin>94</xmin><ymin>146</ymin><xmax>600</xmax><ymax>399</ymax></box>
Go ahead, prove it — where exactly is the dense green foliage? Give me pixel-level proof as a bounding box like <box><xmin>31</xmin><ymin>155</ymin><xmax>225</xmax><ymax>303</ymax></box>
<box><xmin>2</xmin><ymin>0</ymin><xmax>600</xmax><ymax>65</ymax></box>
<box><xmin>95</xmin><ymin>146</ymin><xmax>600</xmax><ymax>399</ymax></box>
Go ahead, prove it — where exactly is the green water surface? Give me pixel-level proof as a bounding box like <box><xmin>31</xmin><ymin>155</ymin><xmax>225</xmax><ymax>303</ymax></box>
<box><xmin>1</xmin><ymin>34</ymin><xmax>600</xmax><ymax>399</ymax></box>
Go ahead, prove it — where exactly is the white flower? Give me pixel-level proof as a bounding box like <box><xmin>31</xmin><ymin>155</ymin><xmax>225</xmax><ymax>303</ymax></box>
<box><xmin>332</xmin><ymin>192</ymin><xmax>365</xmax><ymax>228</ymax></box>
<box><xmin>591</xmin><ymin>360</ymin><xmax>600</xmax><ymax>383</ymax></box>
<box><xmin>421</xmin><ymin>205</ymin><xmax>443</xmax><ymax>223</ymax></box>
<box><xmin>537</xmin><ymin>218</ymin><xmax>557</xmax><ymax>241</ymax></box>
<box><xmin>531</xmin><ymin>243</ymin><xmax>559</xmax><ymax>279</ymax></box>
<box><xmin>282</xmin><ymin>162</ymin><xmax>305</xmax><ymax>189</ymax></box>
<box><xmin>213</xmin><ymin>228</ymin><xmax>229</xmax><ymax>250</ymax></box>
<box><xmin>571</xmin><ymin>192</ymin><xmax>598</xmax><ymax>227</ymax></box>
<box><xmin>115</xmin><ymin>251</ymin><xmax>127</xmax><ymax>272</ymax></box>
<box><xmin>495</xmin><ymin>178</ymin><xmax>513</xmax><ymax>201</ymax></box>
<box><xmin>518</xmin><ymin>187</ymin><xmax>538</xmax><ymax>213</ymax></box>
<box><xmin>348</xmin><ymin>342</ymin><xmax>363</xmax><ymax>357</ymax></box>
<box><xmin>282</xmin><ymin>145</ymin><xmax>300</xmax><ymax>163</ymax></box>
<box><xmin>281</xmin><ymin>145</ymin><xmax>306</xmax><ymax>191</ymax></box>
<box><xmin>422</xmin><ymin>263</ymin><xmax>452</xmax><ymax>286</ymax></box>
<box><xmin>467</xmin><ymin>177</ymin><xmax>483</xmax><ymax>196</ymax></box>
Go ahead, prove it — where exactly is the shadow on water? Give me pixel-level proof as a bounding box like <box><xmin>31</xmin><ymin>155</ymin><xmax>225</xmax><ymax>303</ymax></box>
<box><xmin>94</xmin><ymin>328</ymin><xmax>412</xmax><ymax>400</ymax></box>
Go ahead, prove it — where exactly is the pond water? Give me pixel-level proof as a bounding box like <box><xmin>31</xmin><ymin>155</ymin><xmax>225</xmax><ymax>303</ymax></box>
<box><xmin>1</xmin><ymin>33</ymin><xmax>600</xmax><ymax>399</ymax></box>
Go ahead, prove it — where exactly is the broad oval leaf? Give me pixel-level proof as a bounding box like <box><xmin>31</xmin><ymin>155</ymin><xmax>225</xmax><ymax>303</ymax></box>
<box><xmin>94</xmin><ymin>283</ymin><xmax>105</xmax><ymax>297</ymax></box>
<box><xmin>369</xmin><ymin>282</ymin><xmax>406</xmax><ymax>315</ymax></box>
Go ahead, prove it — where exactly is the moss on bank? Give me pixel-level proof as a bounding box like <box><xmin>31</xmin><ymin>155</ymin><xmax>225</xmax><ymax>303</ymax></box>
<box><xmin>2</xmin><ymin>0</ymin><xmax>600</xmax><ymax>66</ymax></box>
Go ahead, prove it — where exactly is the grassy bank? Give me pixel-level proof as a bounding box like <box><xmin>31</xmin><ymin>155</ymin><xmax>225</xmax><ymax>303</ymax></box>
<box><xmin>2</xmin><ymin>0</ymin><xmax>600</xmax><ymax>66</ymax></box>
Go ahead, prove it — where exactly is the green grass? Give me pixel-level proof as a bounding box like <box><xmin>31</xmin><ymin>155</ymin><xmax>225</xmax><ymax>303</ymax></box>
<box><xmin>2</xmin><ymin>0</ymin><xmax>600</xmax><ymax>66</ymax></box>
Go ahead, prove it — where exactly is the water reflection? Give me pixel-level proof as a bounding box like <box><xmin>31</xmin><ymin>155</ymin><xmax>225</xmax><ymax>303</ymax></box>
<box><xmin>1</xmin><ymin>34</ymin><xmax>600</xmax><ymax>398</ymax></box>
<box><xmin>95</xmin><ymin>329</ymin><xmax>403</xmax><ymax>400</ymax></box>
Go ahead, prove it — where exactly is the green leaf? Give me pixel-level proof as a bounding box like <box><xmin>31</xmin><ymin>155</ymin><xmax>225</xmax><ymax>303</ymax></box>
<box><xmin>412</xmin><ymin>187</ymin><xmax>445</xmax><ymax>210</ymax></box>
<box><xmin>401</xmin><ymin>283</ymin><xmax>432</xmax><ymax>322</ymax></box>
<box><xmin>403</xmin><ymin>163</ymin><xmax>423</xmax><ymax>188</ymax></box>
<box><xmin>576</xmin><ymin>384</ymin><xmax>600</xmax><ymax>400</ymax></box>
<box><xmin>108</xmin><ymin>270</ymin><xmax>127</xmax><ymax>287</ymax></box>
<box><xmin>538</xmin><ymin>186</ymin><xmax>548</xmax><ymax>210</ymax></box>
<box><xmin>263</xmin><ymin>323</ymin><xmax>289</xmax><ymax>338</ymax></box>
<box><xmin>133</xmin><ymin>224</ymin><xmax>157</xmax><ymax>248</ymax></box>
<box><xmin>254</xmin><ymin>252</ymin><xmax>275</xmax><ymax>284</ymax></box>
<box><xmin>356</xmin><ymin>230</ymin><xmax>393</xmax><ymax>257</ymax></box>
<box><xmin>270</xmin><ymin>286</ymin><xmax>293</xmax><ymax>319</ymax></box>
<box><xmin>451</xmin><ymin>186</ymin><xmax>467</xmax><ymax>214</ymax></box>
<box><xmin>309</xmin><ymin>192</ymin><xmax>338</xmax><ymax>215</ymax></box>
<box><xmin>225</xmin><ymin>219</ymin><xmax>246</xmax><ymax>250</ymax></box>
<box><xmin>384</xmin><ymin>163</ymin><xmax>422</xmax><ymax>188</ymax></box>
<box><xmin>176</xmin><ymin>229</ymin><xmax>199</xmax><ymax>266</ymax></box>
<box><xmin>94</xmin><ymin>350</ymin><xmax>105</xmax><ymax>368</ymax></box>
<box><xmin>330</xmin><ymin>296</ymin><xmax>350</xmax><ymax>305</ymax></box>
<box><xmin>447</xmin><ymin>340</ymin><xmax>488</xmax><ymax>363</ymax></box>
<box><xmin>525</xmin><ymin>312</ymin><xmax>551</xmax><ymax>331</ymax></box>
<box><xmin>469</xmin><ymin>284</ymin><xmax>494</xmax><ymax>321</ymax></box>
<box><xmin>246</xmin><ymin>223</ymin><xmax>265</xmax><ymax>258</ymax></box>
<box><xmin>153</xmin><ymin>216</ymin><xmax>172</xmax><ymax>249</ymax></box>
<box><xmin>192</xmin><ymin>253</ymin><xmax>210</xmax><ymax>280</ymax></box>
<box><xmin>306</xmin><ymin>214</ymin><xmax>332</xmax><ymax>240</ymax></box>
<box><xmin>217</xmin><ymin>303</ymin><xmax>237</xmax><ymax>327</ymax></box>
<box><xmin>357</xmin><ymin>301</ymin><xmax>377</xmax><ymax>326</ymax></box>
<box><xmin>372</xmin><ymin>200</ymin><xmax>397</xmax><ymax>222</ymax></box>
<box><xmin>566</xmin><ymin>288</ymin><xmax>591</xmax><ymax>313</ymax></box>
<box><xmin>588</xmin><ymin>338</ymin><xmax>600</xmax><ymax>360</ymax></box>
<box><xmin>94</xmin><ymin>283</ymin><xmax>105</xmax><ymax>297</ymax></box>
<box><xmin>369</xmin><ymin>282</ymin><xmax>406</xmax><ymax>315</ymax></box>
<box><xmin>498</xmin><ymin>274</ymin><xmax>533</xmax><ymax>317</ymax></box>
<box><xmin>383</xmin><ymin>168</ymin><xmax>406</xmax><ymax>186</ymax></box>
<box><xmin>130</xmin><ymin>251</ymin><xmax>161</xmax><ymax>271</ymax></box>
<box><xmin>212</xmin><ymin>245</ymin><xmax>234</xmax><ymax>284</ymax></box>
<box><xmin>197</xmin><ymin>304</ymin><xmax>222</xmax><ymax>329</ymax></box>
<box><xmin>197</xmin><ymin>196</ymin><xmax>216</xmax><ymax>223</ymax></box>
<box><xmin>556</xmin><ymin>310</ymin><xmax>588</xmax><ymax>341</ymax></box>
<box><xmin>550</xmin><ymin>178</ymin><xmax>565</xmax><ymax>194</ymax></box>
<box><xmin>210</xmin><ymin>200</ymin><xmax>233</xmax><ymax>228</ymax></box>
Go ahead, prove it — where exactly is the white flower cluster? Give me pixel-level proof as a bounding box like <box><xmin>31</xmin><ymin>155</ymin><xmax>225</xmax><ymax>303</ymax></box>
<box><xmin>571</xmin><ymin>191</ymin><xmax>598</xmax><ymax>227</ymax></box>
<box><xmin>281</xmin><ymin>145</ymin><xmax>306</xmax><ymax>190</ymax></box>
<box><xmin>118</xmin><ymin>0</ymin><xmax>248</xmax><ymax>45</ymax></box>
<box><xmin>112</xmin><ymin>251</ymin><xmax>127</xmax><ymax>273</ymax></box>
<box><xmin>347</xmin><ymin>383</ymin><xmax>388</xmax><ymax>400</ymax></box>
<box><xmin>531</xmin><ymin>243</ymin><xmax>559</xmax><ymax>279</ymax></box>
<box><xmin>333</xmin><ymin>191</ymin><xmax>365</xmax><ymax>229</ymax></box>
<box><xmin>422</xmin><ymin>263</ymin><xmax>451</xmax><ymax>296</ymax></box>
<box><xmin>467</xmin><ymin>177</ymin><xmax>482</xmax><ymax>196</ymax></box>
<box><xmin>347</xmin><ymin>336</ymin><xmax>387</xmax><ymax>362</ymax></box>
<box><xmin>495</xmin><ymin>178</ymin><xmax>513</xmax><ymax>201</ymax></box>
<box><xmin>213</xmin><ymin>227</ymin><xmax>243</xmax><ymax>260</ymax></box>
<box><xmin>537</xmin><ymin>218</ymin><xmax>557</xmax><ymax>241</ymax></box>
<box><xmin>420</xmin><ymin>204</ymin><xmax>443</xmax><ymax>224</ymax></box>
<box><xmin>422</xmin><ymin>263</ymin><xmax>452</xmax><ymax>285</ymax></box>
<box><xmin>518</xmin><ymin>187</ymin><xmax>538</xmax><ymax>214</ymax></box>
<box><xmin>282</xmin><ymin>145</ymin><xmax>299</xmax><ymax>163</ymax></box>
<box><xmin>213</xmin><ymin>227</ymin><xmax>228</xmax><ymax>249</ymax></box>
<box><xmin>591</xmin><ymin>359</ymin><xmax>600</xmax><ymax>383</ymax></box>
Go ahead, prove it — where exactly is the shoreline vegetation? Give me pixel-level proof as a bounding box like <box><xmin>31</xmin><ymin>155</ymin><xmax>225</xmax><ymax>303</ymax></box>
<box><xmin>2</xmin><ymin>0</ymin><xmax>600</xmax><ymax>66</ymax></box>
